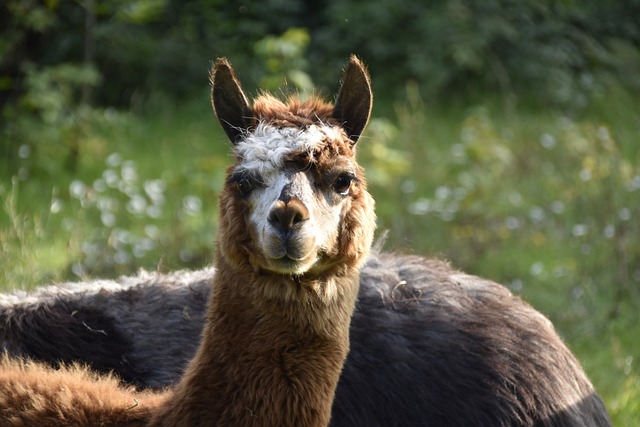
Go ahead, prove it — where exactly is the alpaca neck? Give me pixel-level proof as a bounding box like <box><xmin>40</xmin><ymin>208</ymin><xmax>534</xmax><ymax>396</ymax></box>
<box><xmin>150</xmin><ymin>256</ymin><xmax>360</xmax><ymax>427</ymax></box>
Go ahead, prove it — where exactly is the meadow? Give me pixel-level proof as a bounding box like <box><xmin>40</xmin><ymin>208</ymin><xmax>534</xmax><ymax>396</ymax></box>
<box><xmin>1</xmin><ymin>84</ymin><xmax>639</xmax><ymax>424</ymax></box>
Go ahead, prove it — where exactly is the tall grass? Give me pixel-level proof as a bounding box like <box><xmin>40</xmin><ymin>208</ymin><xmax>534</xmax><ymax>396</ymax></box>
<box><xmin>1</xmin><ymin>89</ymin><xmax>638</xmax><ymax>423</ymax></box>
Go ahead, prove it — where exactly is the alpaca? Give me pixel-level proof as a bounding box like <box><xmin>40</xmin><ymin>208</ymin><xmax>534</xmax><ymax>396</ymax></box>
<box><xmin>0</xmin><ymin>55</ymin><xmax>376</xmax><ymax>427</ymax></box>
<box><xmin>0</xmin><ymin>57</ymin><xmax>611</xmax><ymax>426</ymax></box>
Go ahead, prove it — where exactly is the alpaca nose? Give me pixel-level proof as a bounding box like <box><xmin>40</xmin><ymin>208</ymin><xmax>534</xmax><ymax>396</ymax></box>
<box><xmin>268</xmin><ymin>198</ymin><xmax>310</xmax><ymax>234</ymax></box>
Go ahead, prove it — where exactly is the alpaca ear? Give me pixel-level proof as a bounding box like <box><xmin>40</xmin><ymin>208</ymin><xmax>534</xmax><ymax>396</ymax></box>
<box><xmin>211</xmin><ymin>58</ymin><xmax>252</xmax><ymax>144</ymax></box>
<box><xmin>333</xmin><ymin>55</ymin><xmax>373</xmax><ymax>145</ymax></box>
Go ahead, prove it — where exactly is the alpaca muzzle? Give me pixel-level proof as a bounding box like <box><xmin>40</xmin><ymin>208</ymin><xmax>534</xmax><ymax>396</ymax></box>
<box><xmin>262</xmin><ymin>198</ymin><xmax>319</xmax><ymax>274</ymax></box>
<box><xmin>267</xmin><ymin>198</ymin><xmax>310</xmax><ymax>236</ymax></box>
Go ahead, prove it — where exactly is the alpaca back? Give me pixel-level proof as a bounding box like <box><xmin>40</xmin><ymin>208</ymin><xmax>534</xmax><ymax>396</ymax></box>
<box><xmin>334</xmin><ymin>253</ymin><xmax>610</xmax><ymax>427</ymax></box>
<box><xmin>0</xmin><ymin>268</ymin><xmax>211</xmax><ymax>387</ymax></box>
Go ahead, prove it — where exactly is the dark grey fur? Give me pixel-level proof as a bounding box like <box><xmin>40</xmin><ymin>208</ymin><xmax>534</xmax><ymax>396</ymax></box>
<box><xmin>0</xmin><ymin>254</ymin><xmax>610</xmax><ymax>426</ymax></box>
<box><xmin>1</xmin><ymin>269</ymin><xmax>211</xmax><ymax>388</ymax></box>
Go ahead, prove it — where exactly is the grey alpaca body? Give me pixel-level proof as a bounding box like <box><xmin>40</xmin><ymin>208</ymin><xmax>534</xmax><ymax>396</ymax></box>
<box><xmin>0</xmin><ymin>268</ymin><xmax>212</xmax><ymax>388</ymax></box>
<box><xmin>1</xmin><ymin>252</ymin><xmax>610</xmax><ymax>426</ymax></box>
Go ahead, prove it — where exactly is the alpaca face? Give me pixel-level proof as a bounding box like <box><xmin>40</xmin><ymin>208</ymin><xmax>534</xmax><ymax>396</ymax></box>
<box><xmin>230</xmin><ymin>123</ymin><xmax>360</xmax><ymax>275</ymax></box>
<box><xmin>212</xmin><ymin>56</ymin><xmax>375</xmax><ymax>281</ymax></box>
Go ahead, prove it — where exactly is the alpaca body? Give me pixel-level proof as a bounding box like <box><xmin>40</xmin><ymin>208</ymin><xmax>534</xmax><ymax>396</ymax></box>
<box><xmin>0</xmin><ymin>268</ymin><xmax>213</xmax><ymax>387</ymax></box>
<box><xmin>1</xmin><ymin>253</ymin><xmax>610</xmax><ymax>426</ymax></box>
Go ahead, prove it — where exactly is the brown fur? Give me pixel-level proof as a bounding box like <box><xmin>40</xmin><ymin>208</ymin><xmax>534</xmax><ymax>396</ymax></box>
<box><xmin>251</xmin><ymin>94</ymin><xmax>339</xmax><ymax>129</ymax></box>
<box><xmin>0</xmin><ymin>56</ymin><xmax>375</xmax><ymax>427</ymax></box>
<box><xmin>0</xmin><ymin>355</ymin><xmax>164</xmax><ymax>427</ymax></box>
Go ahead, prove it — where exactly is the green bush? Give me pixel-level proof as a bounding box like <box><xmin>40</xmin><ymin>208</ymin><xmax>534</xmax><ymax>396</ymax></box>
<box><xmin>4</xmin><ymin>1</ymin><xmax>639</xmax><ymax>110</ymax></box>
<box><xmin>315</xmin><ymin>0</ymin><xmax>640</xmax><ymax>106</ymax></box>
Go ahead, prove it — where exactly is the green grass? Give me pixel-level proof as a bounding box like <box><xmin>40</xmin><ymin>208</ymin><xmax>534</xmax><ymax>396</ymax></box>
<box><xmin>1</xmin><ymin>89</ymin><xmax>639</xmax><ymax>424</ymax></box>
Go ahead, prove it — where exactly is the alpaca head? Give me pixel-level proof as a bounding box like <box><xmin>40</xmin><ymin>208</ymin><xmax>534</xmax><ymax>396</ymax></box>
<box><xmin>211</xmin><ymin>56</ymin><xmax>376</xmax><ymax>293</ymax></box>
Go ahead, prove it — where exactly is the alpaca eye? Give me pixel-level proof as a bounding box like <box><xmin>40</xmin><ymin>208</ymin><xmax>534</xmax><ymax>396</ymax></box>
<box><xmin>333</xmin><ymin>174</ymin><xmax>356</xmax><ymax>196</ymax></box>
<box><xmin>236</xmin><ymin>178</ymin><xmax>254</xmax><ymax>195</ymax></box>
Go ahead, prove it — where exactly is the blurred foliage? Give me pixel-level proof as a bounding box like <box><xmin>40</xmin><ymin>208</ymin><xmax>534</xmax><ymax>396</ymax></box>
<box><xmin>2</xmin><ymin>0</ymin><xmax>639</xmax><ymax>181</ymax></box>
<box><xmin>317</xmin><ymin>0</ymin><xmax>640</xmax><ymax>105</ymax></box>
<box><xmin>1</xmin><ymin>61</ymin><xmax>101</xmax><ymax>177</ymax></box>
<box><xmin>394</xmin><ymin>95</ymin><xmax>640</xmax><ymax>315</ymax></box>
<box><xmin>3</xmin><ymin>0</ymin><xmax>639</xmax><ymax>108</ymax></box>
<box><xmin>1</xmin><ymin>95</ymin><xmax>222</xmax><ymax>281</ymax></box>
<box><xmin>254</xmin><ymin>28</ymin><xmax>313</xmax><ymax>94</ymax></box>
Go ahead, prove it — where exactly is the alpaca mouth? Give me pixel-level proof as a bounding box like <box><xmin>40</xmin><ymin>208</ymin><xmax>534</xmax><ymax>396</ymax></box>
<box><xmin>267</xmin><ymin>253</ymin><xmax>317</xmax><ymax>274</ymax></box>
<box><xmin>262</xmin><ymin>232</ymin><xmax>317</xmax><ymax>273</ymax></box>
<box><xmin>272</xmin><ymin>256</ymin><xmax>301</xmax><ymax>269</ymax></box>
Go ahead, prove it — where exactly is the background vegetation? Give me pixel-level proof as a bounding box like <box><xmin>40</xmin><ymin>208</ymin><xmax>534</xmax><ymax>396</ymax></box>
<box><xmin>1</xmin><ymin>0</ymin><xmax>639</xmax><ymax>424</ymax></box>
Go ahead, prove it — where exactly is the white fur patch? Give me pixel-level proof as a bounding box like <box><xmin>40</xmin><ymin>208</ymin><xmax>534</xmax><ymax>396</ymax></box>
<box><xmin>234</xmin><ymin>123</ymin><xmax>342</xmax><ymax>176</ymax></box>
